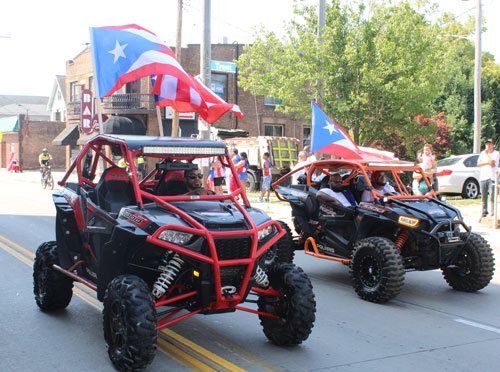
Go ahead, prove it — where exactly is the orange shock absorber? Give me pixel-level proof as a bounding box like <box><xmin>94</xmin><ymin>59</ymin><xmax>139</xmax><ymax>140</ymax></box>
<box><xmin>394</xmin><ymin>230</ymin><xmax>410</xmax><ymax>250</ymax></box>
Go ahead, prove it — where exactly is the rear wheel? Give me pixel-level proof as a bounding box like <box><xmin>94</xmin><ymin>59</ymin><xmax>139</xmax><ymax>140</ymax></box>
<box><xmin>246</xmin><ymin>171</ymin><xmax>257</xmax><ymax>192</ymax></box>
<box><xmin>461</xmin><ymin>178</ymin><xmax>479</xmax><ymax>199</ymax></box>
<box><xmin>264</xmin><ymin>221</ymin><xmax>295</xmax><ymax>265</ymax></box>
<box><xmin>258</xmin><ymin>263</ymin><xmax>316</xmax><ymax>345</ymax></box>
<box><xmin>103</xmin><ymin>275</ymin><xmax>157</xmax><ymax>372</ymax></box>
<box><xmin>442</xmin><ymin>233</ymin><xmax>495</xmax><ymax>291</ymax></box>
<box><xmin>350</xmin><ymin>237</ymin><xmax>405</xmax><ymax>303</ymax></box>
<box><xmin>33</xmin><ymin>241</ymin><xmax>73</xmax><ymax>310</ymax></box>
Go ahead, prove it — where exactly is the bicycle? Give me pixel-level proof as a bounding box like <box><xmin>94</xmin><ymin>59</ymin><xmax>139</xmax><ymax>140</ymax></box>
<box><xmin>41</xmin><ymin>165</ymin><xmax>54</xmax><ymax>190</ymax></box>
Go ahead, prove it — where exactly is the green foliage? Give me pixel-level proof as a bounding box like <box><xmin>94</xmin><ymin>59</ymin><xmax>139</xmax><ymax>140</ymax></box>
<box><xmin>237</xmin><ymin>0</ymin><xmax>500</xmax><ymax>157</ymax></box>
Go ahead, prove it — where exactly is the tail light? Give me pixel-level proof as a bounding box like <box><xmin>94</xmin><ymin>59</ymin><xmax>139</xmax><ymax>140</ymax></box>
<box><xmin>436</xmin><ymin>169</ymin><xmax>453</xmax><ymax>177</ymax></box>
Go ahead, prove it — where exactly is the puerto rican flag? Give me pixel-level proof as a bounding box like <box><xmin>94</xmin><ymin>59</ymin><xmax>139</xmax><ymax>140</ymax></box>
<box><xmin>311</xmin><ymin>101</ymin><xmax>363</xmax><ymax>159</ymax></box>
<box><xmin>310</xmin><ymin>102</ymin><xmax>394</xmax><ymax>160</ymax></box>
<box><xmin>89</xmin><ymin>24</ymin><xmax>243</xmax><ymax>124</ymax></box>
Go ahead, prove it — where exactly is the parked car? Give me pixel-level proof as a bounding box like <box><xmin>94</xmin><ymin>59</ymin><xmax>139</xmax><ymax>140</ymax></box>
<box><xmin>436</xmin><ymin>154</ymin><xmax>480</xmax><ymax>199</ymax></box>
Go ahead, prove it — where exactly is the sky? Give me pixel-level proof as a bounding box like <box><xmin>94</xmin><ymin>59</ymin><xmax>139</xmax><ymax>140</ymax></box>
<box><xmin>0</xmin><ymin>0</ymin><xmax>498</xmax><ymax>97</ymax></box>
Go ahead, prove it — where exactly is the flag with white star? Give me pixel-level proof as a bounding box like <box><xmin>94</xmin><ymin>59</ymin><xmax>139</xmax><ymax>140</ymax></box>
<box><xmin>310</xmin><ymin>101</ymin><xmax>363</xmax><ymax>159</ymax></box>
<box><xmin>89</xmin><ymin>24</ymin><xmax>243</xmax><ymax>123</ymax></box>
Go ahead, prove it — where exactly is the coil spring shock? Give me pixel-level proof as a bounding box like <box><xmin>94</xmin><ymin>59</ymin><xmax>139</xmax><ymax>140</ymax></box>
<box><xmin>394</xmin><ymin>230</ymin><xmax>410</xmax><ymax>250</ymax></box>
<box><xmin>152</xmin><ymin>252</ymin><xmax>184</xmax><ymax>299</ymax></box>
<box><xmin>253</xmin><ymin>265</ymin><xmax>269</xmax><ymax>287</ymax></box>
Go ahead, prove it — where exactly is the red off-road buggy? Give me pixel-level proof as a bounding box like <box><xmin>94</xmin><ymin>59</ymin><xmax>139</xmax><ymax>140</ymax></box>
<box><xmin>33</xmin><ymin>134</ymin><xmax>315</xmax><ymax>371</ymax></box>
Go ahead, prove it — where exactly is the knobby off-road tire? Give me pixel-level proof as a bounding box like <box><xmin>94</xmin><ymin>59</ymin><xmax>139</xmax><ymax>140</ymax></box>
<box><xmin>33</xmin><ymin>241</ymin><xmax>73</xmax><ymax>310</ymax></box>
<box><xmin>258</xmin><ymin>263</ymin><xmax>316</xmax><ymax>345</ymax></box>
<box><xmin>350</xmin><ymin>237</ymin><xmax>405</xmax><ymax>303</ymax></box>
<box><xmin>103</xmin><ymin>275</ymin><xmax>157</xmax><ymax>372</ymax></box>
<box><xmin>264</xmin><ymin>221</ymin><xmax>295</xmax><ymax>266</ymax></box>
<box><xmin>442</xmin><ymin>233</ymin><xmax>495</xmax><ymax>292</ymax></box>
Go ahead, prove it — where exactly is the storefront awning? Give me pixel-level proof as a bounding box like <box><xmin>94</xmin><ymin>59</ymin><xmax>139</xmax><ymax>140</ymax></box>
<box><xmin>103</xmin><ymin>116</ymin><xmax>146</xmax><ymax>135</ymax></box>
<box><xmin>52</xmin><ymin>124</ymin><xmax>79</xmax><ymax>146</ymax></box>
<box><xmin>77</xmin><ymin>132</ymin><xmax>98</xmax><ymax>146</ymax></box>
<box><xmin>0</xmin><ymin>116</ymin><xmax>19</xmax><ymax>133</ymax></box>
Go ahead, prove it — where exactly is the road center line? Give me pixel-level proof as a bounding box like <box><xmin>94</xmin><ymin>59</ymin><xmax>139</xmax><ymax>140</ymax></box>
<box><xmin>454</xmin><ymin>318</ymin><xmax>500</xmax><ymax>335</ymax></box>
<box><xmin>0</xmin><ymin>233</ymin><xmax>255</xmax><ymax>371</ymax></box>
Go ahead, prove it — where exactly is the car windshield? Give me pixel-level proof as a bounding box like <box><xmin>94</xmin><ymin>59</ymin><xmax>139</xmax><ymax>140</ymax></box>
<box><xmin>437</xmin><ymin>157</ymin><xmax>461</xmax><ymax>167</ymax></box>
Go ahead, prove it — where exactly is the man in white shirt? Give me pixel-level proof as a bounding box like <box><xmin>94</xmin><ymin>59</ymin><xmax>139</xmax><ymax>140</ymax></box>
<box><xmin>477</xmin><ymin>138</ymin><xmax>500</xmax><ymax>218</ymax></box>
<box><xmin>291</xmin><ymin>151</ymin><xmax>310</xmax><ymax>184</ymax></box>
<box><xmin>317</xmin><ymin>173</ymin><xmax>357</xmax><ymax>207</ymax></box>
<box><xmin>361</xmin><ymin>171</ymin><xmax>397</xmax><ymax>202</ymax></box>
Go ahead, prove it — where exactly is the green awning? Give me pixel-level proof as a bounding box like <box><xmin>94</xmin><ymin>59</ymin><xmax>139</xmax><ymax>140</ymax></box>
<box><xmin>0</xmin><ymin>116</ymin><xmax>19</xmax><ymax>133</ymax></box>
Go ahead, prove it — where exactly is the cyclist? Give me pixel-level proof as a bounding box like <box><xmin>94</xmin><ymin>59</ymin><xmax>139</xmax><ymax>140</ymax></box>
<box><xmin>39</xmin><ymin>148</ymin><xmax>53</xmax><ymax>176</ymax></box>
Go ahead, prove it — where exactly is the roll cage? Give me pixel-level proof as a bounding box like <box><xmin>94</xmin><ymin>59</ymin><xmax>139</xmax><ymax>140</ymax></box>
<box><xmin>272</xmin><ymin>159</ymin><xmax>437</xmax><ymax>202</ymax></box>
<box><xmin>56</xmin><ymin>134</ymin><xmax>286</xmax><ymax>320</ymax></box>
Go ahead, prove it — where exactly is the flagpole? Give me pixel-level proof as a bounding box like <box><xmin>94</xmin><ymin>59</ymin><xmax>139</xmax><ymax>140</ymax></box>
<box><xmin>171</xmin><ymin>0</ymin><xmax>183</xmax><ymax>137</ymax></box>
<box><xmin>89</xmin><ymin>29</ymin><xmax>104</xmax><ymax>134</ymax></box>
<box><xmin>156</xmin><ymin>106</ymin><xmax>164</xmax><ymax>136</ymax></box>
<box><xmin>200</xmin><ymin>0</ymin><xmax>212</xmax><ymax>182</ymax></box>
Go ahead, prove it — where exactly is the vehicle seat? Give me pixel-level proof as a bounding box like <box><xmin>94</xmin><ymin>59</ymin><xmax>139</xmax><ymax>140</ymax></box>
<box><xmin>351</xmin><ymin>174</ymin><xmax>369</xmax><ymax>204</ymax></box>
<box><xmin>156</xmin><ymin>170</ymin><xmax>188</xmax><ymax>196</ymax></box>
<box><xmin>95</xmin><ymin>167</ymin><xmax>135</xmax><ymax>214</ymax></box>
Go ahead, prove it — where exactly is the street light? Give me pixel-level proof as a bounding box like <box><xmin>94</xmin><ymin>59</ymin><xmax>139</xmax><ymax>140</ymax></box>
<box><xmin>462</xmin><ymin>0</ymin><xmax>482</xmax><ymax>153</ymax></box>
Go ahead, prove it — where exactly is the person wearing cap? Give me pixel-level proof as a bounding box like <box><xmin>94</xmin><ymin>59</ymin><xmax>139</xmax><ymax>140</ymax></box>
<box><xmin>477</xmin><ymin>138</ymin><xmax>500</xmax><ymax>218</ymax></box>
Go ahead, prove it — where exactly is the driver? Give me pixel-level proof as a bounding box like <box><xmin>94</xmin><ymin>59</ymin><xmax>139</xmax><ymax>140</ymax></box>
<box><xmin>317</xmin><ymin>173</ymin><xmax>357</xmax><ymax>207</ymax></box>
<box><xmin>184</xmin><ymin>168</ymin><xmax>215</xmax><ymax>195</ymax></box>
<box><xmin>361</xmin><ymin>171</ymin><xmax>397</xmax><ymax>202</ymax></box>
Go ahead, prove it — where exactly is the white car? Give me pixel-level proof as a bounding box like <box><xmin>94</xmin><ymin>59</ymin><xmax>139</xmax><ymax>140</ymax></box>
<box><xmin>436</xmin><ymin>154</ymin><xmax>480</xmax><ymax>199</ymax></box>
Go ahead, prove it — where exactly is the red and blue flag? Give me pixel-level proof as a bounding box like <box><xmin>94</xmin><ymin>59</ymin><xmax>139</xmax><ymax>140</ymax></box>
<box><xmin>89</xmin><ymin>24</ymin><xmax>243</xmax><ymax>123</ymax></box>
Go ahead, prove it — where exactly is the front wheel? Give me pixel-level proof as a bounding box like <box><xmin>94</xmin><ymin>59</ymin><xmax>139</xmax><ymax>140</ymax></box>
<box><xmin>258</xmin><ymin>263</ymin><xmax>316</xmax><ymax>345</ymax></box>
<box><xmin>264</xmin><ymin>221</ymin><xmax>295</xmax><ymax>266</ymax></box>
<box><xmin>462</xmin><ymin>178</ymin><xmax>479</xmax><ymax>199</ymax></box>
<box><xmin>246</xmin><ymin>171</ymin><xmax>257</xmax><ymax>192</ymax></box>
<box><xmin>33</xmin><ymin>241</ymin><xmax>73</xmax><ymax>310</ymax></box>
<box><xmin>442</xmin><ymin>233</ymin><xmax>495</xmax><ymax>291</ymax></box>
<box><xmin>47</xmin><ymin>174</ymin><xmax>54</xmax><ymax>190</ymax></box>
<box><xmin>103</xmin><ymin>275</ymin><xmax>157</xmax><ymax>372</ymax></box>
<box><xmin>350</xmin><ymin>237</ymin><xmax>405</xmax><ymax>303</ymax></box>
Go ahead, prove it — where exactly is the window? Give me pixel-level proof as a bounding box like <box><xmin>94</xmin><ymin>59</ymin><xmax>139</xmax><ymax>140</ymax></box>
<box><xmin>264</xmin><ymin>96</ymin><xmax>283</xmax><ymax>106</ymax></box>
<box><xmin>464</xmin><ymin>155</ymin><xmax>479</xmax><ymax>167</ymax></box>
<box><xmin>211</xmin><ymin>73</ymin><xmax>228</xmax><ymax>101</ymax></box>
<box><xmin>69</xmin><ymin>81</ymin><xmax>79</xmax><ymax>102</ymax></box>
<box><xmin>88</xmin><ymin>76</ymin><xmax>94</xmax><ymax>93</ymax></box>
<box><xmin>303</xmin><ymin>127</ymin><xmax>311</xmax><ymax>147</ymax></box>
<box><xmin>264</xmin><ymin>124</ymin><xmax>284</xmax><ymax>137</ymax></box>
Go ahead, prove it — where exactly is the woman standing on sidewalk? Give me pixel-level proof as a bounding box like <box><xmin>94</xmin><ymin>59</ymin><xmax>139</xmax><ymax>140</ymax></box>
<box><xmin>478</xmin><ymin>138</ymin><xmax>499</xmax><ymax>219</ymax></box>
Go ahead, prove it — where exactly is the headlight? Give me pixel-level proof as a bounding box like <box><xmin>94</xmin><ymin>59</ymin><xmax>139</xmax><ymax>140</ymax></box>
<box><xmin>258</xmin><ymin>225</ymin><xmax>275</xmax><ymax>240</ymax></box>
<box><xmin>158</xmin><ymin>230</ymin><xmax>193</xmax><ymax>244</ymax></box>
<box><xmin>398</xmin><ymin>216</ymin><xmax>420</xmax><ymax>228</ymax></box>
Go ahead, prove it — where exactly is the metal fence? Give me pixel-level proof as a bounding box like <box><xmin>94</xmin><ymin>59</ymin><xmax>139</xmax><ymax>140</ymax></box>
<box><xmin>101</xmin><ymin>93</ymin><xmax>155</xmax><ymax>110</ymax></box>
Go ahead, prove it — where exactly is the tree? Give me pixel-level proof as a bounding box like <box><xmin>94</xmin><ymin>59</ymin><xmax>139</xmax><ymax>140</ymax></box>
<box><xmin>237</xmin><ymin>0</ymin><xmax>447</xmax><ymax>147</ymax></box>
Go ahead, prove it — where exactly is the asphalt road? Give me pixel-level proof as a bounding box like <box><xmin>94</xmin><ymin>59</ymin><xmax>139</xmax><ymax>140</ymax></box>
<box><xmin>1</xmin><ymin>170</ymin><xmax>499</xmax><ymax>372</ymax></box>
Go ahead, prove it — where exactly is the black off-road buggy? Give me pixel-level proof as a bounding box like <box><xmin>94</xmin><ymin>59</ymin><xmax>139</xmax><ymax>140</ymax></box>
<box><xmin>273</xmin><ymin>159</ymin><xmax>495</xmax><ymax>303</ymax></box>
<box><xmin>33</xmin><ymin>134</ymin><xmax>315</xmax><ymax>371</ymax></box>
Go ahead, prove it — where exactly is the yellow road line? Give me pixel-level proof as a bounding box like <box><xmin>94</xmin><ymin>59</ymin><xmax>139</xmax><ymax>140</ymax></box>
<box><xmin>157</xmin><ymin>338</ymin><xmax>218</xmax><ymax>372</ymax></box>
<box><xmin>161</xmin><ymin>328</ymin><xmax>248</xmax><ymax>372</ymax></box>
<box><xmin>0</xmin><ymin>234</ymin><xmax>251</xmax><ymax>371</ymax></box>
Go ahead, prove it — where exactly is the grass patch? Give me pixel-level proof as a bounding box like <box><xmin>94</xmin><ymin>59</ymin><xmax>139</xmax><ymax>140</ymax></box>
<box><xmin>444</xmin><ymin>196</ymin><xmax>481</xmax><ymax>208</ymax></box>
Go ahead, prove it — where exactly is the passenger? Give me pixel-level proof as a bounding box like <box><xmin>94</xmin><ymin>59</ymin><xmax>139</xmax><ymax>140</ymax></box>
<box><xmin>316</xmin><ymin>173</ymin><xmax>357</xmax><ymax>207</ymax></box>
<box><xmin>184</xmin><ymin>168</ymin><xmax>215</xmax><ymax>196</ymax></box>
<box><xmin>361</xmin><ymin>171</ymin><xmax>397</xmax><ymax>202</ymax></box>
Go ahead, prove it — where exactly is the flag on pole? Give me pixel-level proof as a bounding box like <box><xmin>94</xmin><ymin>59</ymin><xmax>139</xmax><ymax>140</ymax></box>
<box><xmin>310</xmin><ymin>101</ymin><xmax>364</xmax><ymax>159</ymax></box>
<box><xmin>152</xmin><ymin>74</ymin><xmax>243</xmax><ymax>123</ymax></box>
<box><xmin>310</xmin><ymin>102</ymin><xmax>395</xmax><ymax>160</ymax></box>
<box><xmin>89</xmin><ymin>24</ymin><xmax>243</xmax><ymax>123</ymax></box>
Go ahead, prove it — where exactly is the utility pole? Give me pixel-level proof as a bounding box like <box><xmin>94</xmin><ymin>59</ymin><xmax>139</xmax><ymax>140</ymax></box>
<box><xmin>317</xmin><ymin>0</ymin><xmax>326</xmax><ymax>108</ymax></box>
<box><xmin>473</xmin><ymin>0</ymin><xmax>482</xmax><ymax>153</ymax></box>
<box><xmin>171</xmin><ymin>0</ymin><xmax>183</xmax><ymax>137</ymax></box>
<box><xmin>200</xmin><ymin>0</ymin><xmax>211</xmax><ymax>179</ymax></box>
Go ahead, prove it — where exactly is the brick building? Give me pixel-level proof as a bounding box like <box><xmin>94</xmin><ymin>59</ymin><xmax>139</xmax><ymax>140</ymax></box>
<box><xmin>59</xmin><ymin>43</ymin><xmax>307</xmax><ymax>168</ymax></box>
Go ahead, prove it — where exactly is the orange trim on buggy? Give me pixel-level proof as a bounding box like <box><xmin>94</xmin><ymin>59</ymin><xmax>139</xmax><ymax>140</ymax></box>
<box><xmin>304</xmin><ymin>237</ymin><xmax>351</xmax><ymax>264</ymax></box>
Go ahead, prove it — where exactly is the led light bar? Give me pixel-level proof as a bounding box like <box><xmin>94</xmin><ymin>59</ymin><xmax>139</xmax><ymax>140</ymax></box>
<box><xmin>367</xmin><ymin>162</ymin><xmax>415</xmax><ymax>168</ymax></box>
<box><xmin>143</xmin><ymin>146</ymin><xmax>226</xmax><ymax>156</ymax></box>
